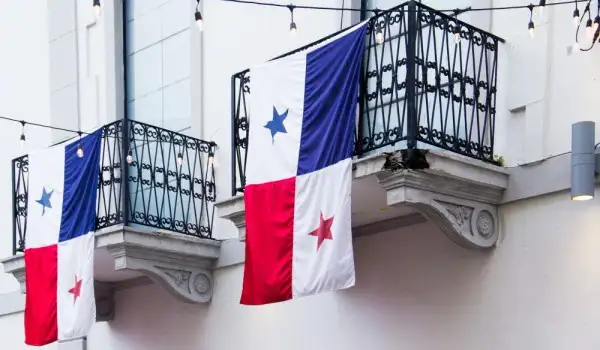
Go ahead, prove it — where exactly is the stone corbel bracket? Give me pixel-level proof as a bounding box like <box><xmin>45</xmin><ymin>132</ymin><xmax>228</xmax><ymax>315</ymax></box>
<box><xmin>1</xmin><ymin>254</ymin><xmax>26</xmax><ymax>293</ymax></box>
<box><xmin>217</xmin><ymin>194</ymin><xmax>246</xmax><ymax>241</ymax></box>
<box><xmin>97</xmin><ymin>227</ymin><xmax>220</xmax><ymax>304</ymax></box>
<box><xmin>377</xmin><ymin>150</ymin><xmax>509</xmax><ymax>249</ymax></box>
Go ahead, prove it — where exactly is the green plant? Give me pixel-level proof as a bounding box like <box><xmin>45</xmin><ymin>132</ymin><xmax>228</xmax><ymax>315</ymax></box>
<box><xmin>493</xmin><ymin>154</ymin><xmax>505</xmax><ymax>166</ymax></box>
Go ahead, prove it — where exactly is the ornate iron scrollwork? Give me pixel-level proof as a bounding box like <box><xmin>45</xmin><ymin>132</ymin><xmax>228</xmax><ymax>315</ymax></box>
<box><xmin>12</xmin><ymin>119</ymin><xmax>217</xmax><ymax>253</ymax></box>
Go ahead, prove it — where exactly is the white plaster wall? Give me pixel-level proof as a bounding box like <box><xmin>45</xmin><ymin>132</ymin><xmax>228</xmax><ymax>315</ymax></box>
<box><xmin>5</xmin><ymin>0</ymin><xmax>600</xmax><ymax>348</ymax></box>
<box><xmin>46</xmin><ymin>0</ymin><xmax>118</xmax><ymax>143</ymax></box>
<box><xmin>0</xmin><ymin>189</ymin><xmax>594</xmax><ymax>349</ymax></box>
<box><xmin>200</xmin><ymin>191</ymin><xmax>600</xmax><ymax>350</ymax></box>
<box><xmin>0</xmin><ymin>1</ymin><xmax>52</xmax><ymax>295</ymax></box>
<box><xmin>2</xmin><ymin>186</ymin><xmax>600</xmax><ymax>348</ymax></box>
<box><xmin>492</xmin><ymin>0</ymin><xmax>600</xmax><ymax>165</ymax></box>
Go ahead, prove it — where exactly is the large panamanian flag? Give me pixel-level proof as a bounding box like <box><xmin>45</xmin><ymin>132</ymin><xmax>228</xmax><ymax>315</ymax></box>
<box><xmin>241</xmin><ymin>22</ymin><xmax>368</xmax><ymax>305</ymax></box>
<box><xmin>24</xmin><ymin>130</ymin><xmax>102</xmax><ymax>346</ymax></box>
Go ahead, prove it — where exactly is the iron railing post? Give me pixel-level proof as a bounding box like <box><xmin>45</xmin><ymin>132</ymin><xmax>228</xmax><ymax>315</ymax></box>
<box><xmin>121</xmin><ymin>0</ymin><xmax>130</xmax><ymax>226</ymax></box>
<box><xmin>356</xmin><ymin>36</ymin><xmax>367</xmax><ymax>157</ymax></box>
<box><xmin>359</xmin><ymin>0</ymin><xmax>369</xmax><ymax>21</ymax></box>
<box><xmin>121</xmin><ymin>119</ymin><xmax>130</xmax><ymax>226</ymax></box>
<box><xmin>405</xmin><ymin>0</ymin><xmax>418</xmax><ymax>160</ymax></box>
<box><xmin>11</xmin><ymin>159</ymin><xmax>16</xmax><ymax>255</ymax></box>
<box><xmin>231</xmin><ymin>74</ymin><xmax>237</xmax><ymax>197</ymax></box>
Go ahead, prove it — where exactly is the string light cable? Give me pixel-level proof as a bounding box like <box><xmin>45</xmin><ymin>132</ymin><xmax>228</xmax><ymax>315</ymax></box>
<box><xmin>73</xmin><ymin>0</ymin><xmax>580</xmax><ymax>53</ymax></box>
<box><xmin>575</xmin><ymin>0</ymin><xmax>600</xmax><ymax>51</ymax></box>
<box><xmin>191</xmin><ymin>0</ymin><xmax>588</xmax><ymax>17</ymax></box>
<box><xmin>191</xmin><ymin>0</ymin><xmax>595</xmax><ymax>44</ymax></box>
<box><xmin>2</xmin><ymin>115</ymin><xmax>216</xmax><ymax>165</ymax></box>
<box><xmin>207</xmin><ymin>0</ymin><xmax>585</xmax><ymax>13</ymax></box>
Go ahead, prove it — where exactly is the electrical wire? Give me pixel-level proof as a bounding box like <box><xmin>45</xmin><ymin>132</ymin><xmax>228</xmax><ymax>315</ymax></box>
<box><xmin>0</xmin><ymin>115</ymin><xmax>87</xmax><ymax>135</ymax></box>
<box><xmin>1</xmin><ymin>115</ymin><xmax>215</xmax><ymax>149</ymax></box>
<box><xmin>214</xmin><ymin>0</ymin><xmax>586</xmax><ymax>14</ymax></box>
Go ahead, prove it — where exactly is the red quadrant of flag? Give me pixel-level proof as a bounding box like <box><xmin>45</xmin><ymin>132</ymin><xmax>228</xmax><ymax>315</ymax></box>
<box><xmin>241</xmin><ymin>177</ymin><xmax>295</xmax><ymax>305</ymax></box>
<box><xmin>24</xmin><ymin>245</ymin><xmax>58</xmax><ymax>346</ymax></box>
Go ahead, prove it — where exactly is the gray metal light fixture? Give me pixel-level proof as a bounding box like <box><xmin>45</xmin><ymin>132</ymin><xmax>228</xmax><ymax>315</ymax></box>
<box><xmin>571</xmin><ymin>121</ymin><xmax>599</xmax><ymax>201</ymax></box>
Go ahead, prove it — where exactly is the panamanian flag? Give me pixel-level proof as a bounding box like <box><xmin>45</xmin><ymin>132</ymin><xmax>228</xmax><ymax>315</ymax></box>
<box><xmin>241</xmin><ymin>22</ymin><xmax>367</xmax><ymax>305</ymax></box>
<box><xmin>24</xmin><ymin>130</ymin><xmax>101</xmax><ymax>345</ymax></box>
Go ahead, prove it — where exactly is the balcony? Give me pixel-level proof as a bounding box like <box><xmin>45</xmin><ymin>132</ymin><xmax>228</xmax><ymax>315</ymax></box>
<box><xmin>2</xmin><ymin>119</ymin><xmax>220</xmax><ymax>314</ymax></box>
<box><xmin>218</xmin><ymin>1</ymin><xmax>509</xmax><ymax>250</ymax></box>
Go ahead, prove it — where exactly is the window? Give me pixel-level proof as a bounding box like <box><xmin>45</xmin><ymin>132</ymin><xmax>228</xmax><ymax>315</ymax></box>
<box><xmin>124</xmin><ymin>0</ymin><xmax>191</xmax><ymax>132</ymax></box>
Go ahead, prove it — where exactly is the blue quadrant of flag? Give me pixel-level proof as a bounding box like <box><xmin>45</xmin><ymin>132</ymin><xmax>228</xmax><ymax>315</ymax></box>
<box><xmin>297</xmin><ymin>25</ymin><xmax>365</xmax><ymax>176</ymax></box>
<box><xmin>58</xmin><ymin>129</ymin><xmax>102</xmax><ymax>242</ymax></box>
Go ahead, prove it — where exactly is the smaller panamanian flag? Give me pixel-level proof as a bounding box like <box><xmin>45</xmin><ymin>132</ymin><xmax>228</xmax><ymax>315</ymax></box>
<box><xmin>241</xmin><ymin>22</ymin><xmax>367</xmax><ymax>305</ymax></box>
<box><xmin>24</xmin><ymin>129</ymin><xmax>101</xmax><ymax>346</ymax></box>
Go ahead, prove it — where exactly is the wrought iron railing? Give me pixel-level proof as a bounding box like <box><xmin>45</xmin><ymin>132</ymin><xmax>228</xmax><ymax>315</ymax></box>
<box><xmin>12</xmin><ymin>119</ymin><xmax>217</xmax><ymax>254</ymax></box>
<box><xmin>231</xmin><ymin>1</ymin><xmax>503</xmax><ymax>195</ymax></box>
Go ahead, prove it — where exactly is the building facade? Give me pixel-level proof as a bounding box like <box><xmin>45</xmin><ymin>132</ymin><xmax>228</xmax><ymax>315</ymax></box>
<box><xmin>1</xmin><ymin>0</ymin><xmax>600</xmax><ymax>349</ymax></box>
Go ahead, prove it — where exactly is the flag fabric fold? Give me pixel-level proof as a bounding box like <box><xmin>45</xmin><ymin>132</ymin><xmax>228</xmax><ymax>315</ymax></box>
<box><xmin>24</xmin><ymin>129</ymin><xmax>102</xmax><ymax>346</ymax></box>
<box><xmin>241</xmin><ymin>22</ymin><xmax>368</xmax><ymax>305</ymax></box>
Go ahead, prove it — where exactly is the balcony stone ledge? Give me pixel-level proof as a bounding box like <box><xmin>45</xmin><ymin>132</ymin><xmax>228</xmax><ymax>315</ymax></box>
<box><xmin>376</xmin><ymin>150</ymin><xmax>509</xmax><ymax>249</ymax></box>
<box><xmin>217</xmin><ymin>150</ymin><xmax>509</xmax><ymax>250</ymax></box>
<box><xmin>0</xmin><ymin>225</ymin><xmax>221</xmax><ymax>310</ymax></box>
<box><xmin>97</xmin><ymin>225</ymin><xmax>220</xmax><ymax>304</ymax></box>
<box><xmin>216</xmin><ymin>154</ymin><xmax>388</xmax><ymax>242</ymax></box>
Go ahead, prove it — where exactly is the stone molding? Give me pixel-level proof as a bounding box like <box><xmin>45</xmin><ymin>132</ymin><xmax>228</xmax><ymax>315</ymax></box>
<box><xmin>99</xmin><ymin>226</ymin><xmax>219</xmax><ymax>304</ymax></box>
<box><xmin>0</xmin><ymin>226</ymin><xmax>221</xmax><ymax>311</ymax></box>
<box><xmin>216</xmin><ymin>195</ymin><xmax>246</xmax><ymax>241</ymax></box>
<box><xmin>1</xmin><ymin>254</ymin><xmax>26</xmax><ymax>293</ymax></box>
<box><xmin>217</xmin><ymin>150</ymin><xmax>509</xmax><ymax>250</ymax></box>
<box><xmin>377</xmin><ymin>151</ymin><xmax>509</xmax><ymax>249</ymax></box>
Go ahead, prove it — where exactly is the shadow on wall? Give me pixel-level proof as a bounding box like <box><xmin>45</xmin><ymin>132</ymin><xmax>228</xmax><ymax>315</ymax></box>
<box><xmin>88</xmin><ymin>283</ymin><xmax>209</xmax><ymax>350</ymax></box>
<box><xmin>336</xmin><ymin>221</ymin><xmax>493</xmax><ymax>348</ymax></box>
<box><xmin>86</xmin><ymin>221</ymin><xmax>496</xmax><ymax>350</ymax></box>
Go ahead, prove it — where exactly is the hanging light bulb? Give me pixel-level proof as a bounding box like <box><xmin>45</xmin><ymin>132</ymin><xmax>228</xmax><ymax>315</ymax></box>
<box><xmin>593</xmin><ymin>15</ymin><xmax>600</xmax><ymax>33</ymax></box>
<box><xmin>76</xmin><ymin>144</ymin><xmax>84</xmax><ymax>158</ymax></box>
<box><xmin>76</xmin><ymin>131</ymin><xmax>84</xmax><ymax>158</ymax></box>
<box><xmin>537</xmin><ymin>0</ymin><xmax>546</xmax><ymax>17</ymax></box>
<box><xmin>195</xmin><ymin>11</ymin><xmax>203</xmax><ymax>31</ymax></box>
<box><xmin>194</xmin><ymin>0</ymin><xmax>203</xmax><ymax>31</ymax></box>
<box><xmin>375</xmin><ymin>27</ymin><xmax>384</xmax><ymax>45</ymax></box>
<box><xmin>573</xmin><ymin>5</ymin><xmax>581</xmax><ymax>27</ymax></box>
<box><xmin>453</xmin><ymin>25</ymin><xmax>461</xmax><ymax>44</ymax></box>
<box><xmin>288</xmin><ymin>5</ymin><xmax>297</xmax><ymax>35</ymax></box>
<box><xmin>207</xmin><ymin>142</ymin><xmax>218</xmax><ymax>169</ymax></box>
<box><xmin>586</xmin><ymin>18</ymin><xmax>593</xmax><ymax>38</ymax></box>
<box><xmin>126</xmin><ymin>150</ymin><xmax>133</xmax><ymax>164</ymax></box>
<box><xmin>177</xmin><ymin>153</ymin><xmax>183</xmax><ymax>165</ymax></box>
<box><xmin>93</xmin><ymin>0</ymin><xmax>101</xmax><ymax>20</ymax></box>
<box><xmin>527</xmin><ymin>5</ymin><xmax>535</xmax><ymax>39</ymax></box>
<box><xmin>19</xmin><ymin>121</ymin><xmax>26</xmax><ymax>150</ymax></box>
<box><xmin>528</xmin><ymin>20</ymin><xmax>535</xmax><ymax>39</ymax></box>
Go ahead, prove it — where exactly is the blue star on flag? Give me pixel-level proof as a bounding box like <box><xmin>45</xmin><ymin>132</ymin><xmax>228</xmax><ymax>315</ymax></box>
<box><xmin>36</xmin><ymin>187</ymin><xmax>53</xmax><ymax>215</ymax></box>
<box><xmin>264</xmin><ymin>106</ymin><xmax>289</xmax><ymax>142</ymax></box>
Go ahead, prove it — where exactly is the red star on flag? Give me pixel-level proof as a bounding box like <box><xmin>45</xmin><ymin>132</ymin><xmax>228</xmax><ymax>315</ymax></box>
<box><xmin>309</xmin><ymin>212</ymin><xmax>334</xmax><ymax>251</ymax></box>
<box><xmin>68</xmin><ymin>275</ymin><xmax>82</xmax><ymax>304</ymax></box>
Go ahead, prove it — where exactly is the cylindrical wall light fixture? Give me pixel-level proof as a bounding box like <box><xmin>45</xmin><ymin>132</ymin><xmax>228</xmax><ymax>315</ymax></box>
<box><xmin>571</xmin><ymin>121</ymin><xmax>596</xmax><ymax>201</ymax></box>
